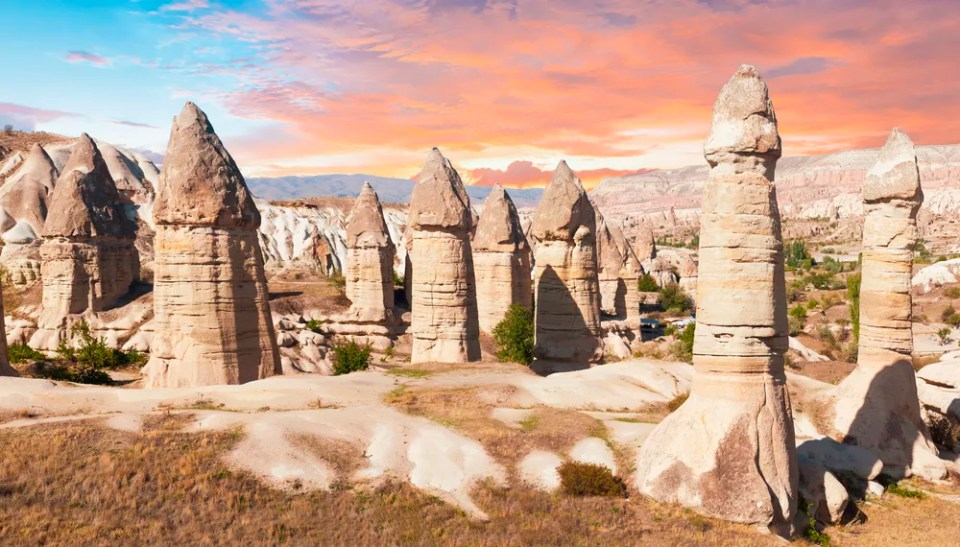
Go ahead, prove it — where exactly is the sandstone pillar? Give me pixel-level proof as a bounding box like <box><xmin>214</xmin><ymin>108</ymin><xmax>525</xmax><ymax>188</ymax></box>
<box><xmin>635</xmin><ymin>65</ymin><xmax>797</xmax><ymax>532</ymax></box>
<box><xmin>344</xmin><ymin>182</ymin><xmax>395</xmax><ymax>321</ymax></box>
<box><xmin>473</xmin><ymin>185</ymin><xmax>532</xmax><ymax>332</ymax></box>
<box><xmin>142</xmin><ymin>102</ymin><xmax>280</xmax><ymax>387</ymax></box>
<box><xmin>596</xmin><ymin>210</ymin><xmax>642</xmax><ymax>321</ymax></box>
<box><xmin>530</xmin><ymin>162</ymin><xmax>603</xmax><ymax>372</ymax></box>
<box><xmin>0</xmin><ymin>238</ymin><xmax>12</xmax><ymax>376</ymax></box>
<box><xmin>833</xmin><ymin>129</ymin><xmax>945</xmax><ymax>480</ymax></box>
<box><xmin>408</xmin><ymin>148</ymin><xmax>480</xmax><ymax>363</ymax></box>
<box><xmin>31</xmin><ymin>135</ymin><xmax>139</xmax><ymax>349</ymax></box>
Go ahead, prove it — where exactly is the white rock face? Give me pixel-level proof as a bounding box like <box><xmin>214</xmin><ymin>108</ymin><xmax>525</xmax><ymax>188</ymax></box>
<box><xmin>472</xmin><ymin>185</ymin><xmax>532</xmax><ymax>332</ymax></box>
<box><xmin>832</xmin><ymin>129</ymin><xmax>945</xmax><ymax>481</ymax></box>
<box><xmin>912</xmin><ymin>257</ymin><xmax>960</xmax><ymax>293</ymax></box>
<box><xmin>797</xmin><ymin>455</ymin><xmax>849</xmax><ymax>524</ymax></box>
<box><xmin>530</xmin><ymin>161</ymin><xmax>603</xmax><ymax>373</ymax></box>
<box><xmin>569</xmin><ymin>437</ymin><xmax>617</xmax><ymax>474</ymax></box>
<box><xmin>635</xmin><ymin>65</ymin><xmax>798</xmax><ymax>533</ymax></box>
<box><xmin>519</xmin><ymin>450</ymin><xmax>563</xmax><ymax>492</ymax></box>
<box><xmin>142</xmin><ymin>103</ymin><xmax>280</xmax><ymax>387</ymax></box>
<box><xmin>407</xmin><ymin>148</ymin><xmax>480</xmax><ymax>363</ymax></box>
<box><xmin>344</xmin><ymin>182</ymin><xmax>395</xmax><ymax>321</ymax></box>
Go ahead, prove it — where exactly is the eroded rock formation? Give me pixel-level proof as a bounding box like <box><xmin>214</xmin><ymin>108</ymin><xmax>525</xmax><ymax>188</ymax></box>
<box><xmin>832</xmin><ymin>129</ymin><xmax>945</xmax><ymax>480</ymax></box>
<box><xmin>635</xmin><ymin>65</ymin><xmax>798</xmax><ymax>533</ymax></box>
<box><xmin>345</xmin><ymin>182</ymin><xmax>395</xmax><ymax>320</ymax></box>
<box><xmin>596</xmin><ymin>210</ymin><xmax>641</xmax><ymax>320</ymax></box>
<box><xmin>0</xmin><ymin>143</ymin><xmax>56</xmax><ymax>235</ymax></box>
<box><xmin>0</xmin><ymin>240</ymin><xmax>12</xmax><ymax>376</ymax></box>
<box><xmin>530</xmin><ymin>161</ymin><xmax>602</xmax><ymax>372</ymax></box>
<box><xmin>31</xmin><ymin>134</ymin><xmax>139</xmax><ymax>349</ymax></box>
<box><xmin>408</xmin><ymin>148</ymin><xmax>480</xmax><ymax>363</ymax></box>
<box><xmin>473</xmin><ymin>185</ymin><xmax>532</xmax><ymax>332</ymax></box>
<box><xmin>142</xmin><ymin>102</ymin><xmax>280</xmax><ymax>387</ymax></box>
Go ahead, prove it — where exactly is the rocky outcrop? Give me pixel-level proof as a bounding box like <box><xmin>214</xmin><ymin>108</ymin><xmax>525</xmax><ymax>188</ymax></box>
<box><xmin>344</xmin><ymin>182</ymin><xmax>395</xmax><ymax>320</ymax></box>
<box><xmin>595</xmin><ymin>210</ymin><xmax>641</xmax><ymax>320</ymax></box>
<box><xmin>0</xmin><ymin>143</ymin><xmax>56</xmax><ymax>235</ymax></box>
<box><xmin>0</xmin><ymin>240</ymin><xmax>12</xmax><ymax>375</ymax></box>
<box><xmin>530</xmin><ymin>161</ymin><xmax>603</xmax><ymax>372</ymax></box>
<box><xmin>635</xmin><ymin>65</ymin><xmax>798</xmax><ymax>533</ymax></box>
<box><xmin>142</xmin><ymin>102</ymin><xmax>280</xmax><ymax>387</ymax></box>
<box><xmin>832</xmin><ymin>129</ymin><xmax>945</xmax><ymax>481</ymax></box>
<box><xmin>30</xmin><ymin>134</ymin><xmax>139</xmax><ymax>349</ymax></box>
<box><xmin>407</xmin><ymin>148</ymin><xmax>480</xmax><ymax>363</ymax></box>
<box><xmin>473</xmin><ymin>185</ymin><xmax>532</xmax><ymax>332</ymax></box>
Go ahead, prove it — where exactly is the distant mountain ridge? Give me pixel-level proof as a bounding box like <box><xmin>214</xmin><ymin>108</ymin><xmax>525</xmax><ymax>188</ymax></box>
<box><xmin>246</xmin><ymin>174</ymin><xmax>546</xmax><ymax>208</ymax></box>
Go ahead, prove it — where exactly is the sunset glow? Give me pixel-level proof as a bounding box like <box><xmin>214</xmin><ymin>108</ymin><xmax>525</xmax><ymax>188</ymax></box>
<box><xmin>2</xmin><ymin>0</ymin><xmax>958</xmax><ymax>188</ymax></box>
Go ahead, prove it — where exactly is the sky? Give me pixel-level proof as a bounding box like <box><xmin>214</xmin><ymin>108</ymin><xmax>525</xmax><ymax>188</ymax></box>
<box><xmin>1</xmin><ymin>0</ymin><xmax>958</xmax><ymax>189</ymax></box>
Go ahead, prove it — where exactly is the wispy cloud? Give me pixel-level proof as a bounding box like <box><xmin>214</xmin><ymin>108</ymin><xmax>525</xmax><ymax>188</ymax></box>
<box><xmin>0</xmin><ymin>102</ymin><xmax>79</xmax><ymax>131</ymax></box>
<box><xmin>112</xmin><ymin>119</ymin><xmax>159</xmax><ymax>129</ymax></box>
<box><xmin>64</xmin><ymin>50</ymin><xmax>112</xmax><ymax>67</ymax></box>
<box><xmin>161</xmin><ymin>0</ymin><xmax>210</xmax><ymax>12</ymax></box>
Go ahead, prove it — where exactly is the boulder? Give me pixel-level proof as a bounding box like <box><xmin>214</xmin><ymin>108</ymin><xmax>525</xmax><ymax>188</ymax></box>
<box><xmin>142</xmin><ymin>102</ymin><xmax>280</xmax><ymax>387</ymax></box>
<box><xmin>635</xmin><ymin>65</ymin><xmax>798</xmax><ymax>534</ymax></box>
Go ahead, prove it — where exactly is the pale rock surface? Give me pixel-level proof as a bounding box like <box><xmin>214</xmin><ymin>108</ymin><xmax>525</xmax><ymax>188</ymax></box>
<box><xmin>530</xmin><ymin>162</ymin><xmax>603</xmax><ymax>372</ymax></box>
<box><xmin>569</xmin><ymin>437</ymin><xmax>618</xmax><ymax>474</ymax></box>
<box><xmin>789</xmin><ymin>337</ymin><xmax>830</xmax><ymax>362</ymax></box>
<box><xmin>797</xmin><ymin>455</ymin><xmax>849</xmax><ymax>524</ymax></box>
<box><xmin>142</xmin><ymin>102</ymin><xmax>280</xmax><ymax>387</ymax></box>
<box><xmin>635</xmin><ymin>65</ymin><xmax>798</xmax><ymax>532</ymax></box>
<box><xmin>0</xmin><ymin>241</ymin><xmax>11</xmax><ymax>375</ymax></box>
<box><xmin>595</xmin><ymin>209</ymin><xmax>642</xmax><ymax>320</ymax></box>
<box><xmin>472</xmin><ymin>185</ymin><xmax>532</xmax><ymax>331</ymax></box>
<box><xmin>832</xmin><ymin>129</ymin><xmax>946</xmax><ymax>481</ymax></box>
<box><xmin>518</xmin><ymin>450</ymin><xmax>563</xmax><ymax>492</ymax></box>
<box><xmin>31</xmin><ymin>134</ymin><xmax>139</xmax><ymax>349</ymax></box>
<box><xmin>407</xmin><ymin>148</ymin><xmax>480</xmax><ymax>363</ymax></box>
<box><xmin>0</xmin><ymin>144</ymin><xmax>56</xmax><ymax>235</ymax></box>
<box><xmin>912</xmin><ymin>258</ymin><xmax>960</xmax><ymax>293</ymax></box>
<box><xmin>344</xmin><ymin>182</ymin><xmax>395</xmax><ymax>321</ymax></box>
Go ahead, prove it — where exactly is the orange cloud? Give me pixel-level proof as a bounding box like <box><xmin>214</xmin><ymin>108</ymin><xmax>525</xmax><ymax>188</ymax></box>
<box><xmin>172</xmin><ymin>0</ymin><xmax>960</xmax><ymax>178</ymax></box>
<box><xmin>466</xmin><ymin>160</ymin><xmax>646</xmax><ymax>190</ymax></box>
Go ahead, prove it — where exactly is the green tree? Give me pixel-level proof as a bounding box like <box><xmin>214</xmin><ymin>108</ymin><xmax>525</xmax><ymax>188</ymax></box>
<box><xmin>331</xmin><ymin>339</ymin><xmax>371</xmax><ymax>375</ymax></box>
<box><xmin>659</xmin><ymin>283</ymin><xmax>692</xmax><ymax>314</ymax></box>
<box><xmin>637</xmin><ymin>273</ymin><xmax>659</xmax><ymax>292</ymax></box>
<box><xmin>492</xmin><ymin>304</ymin><xmax>535</xmax><ymax>365</ymax></box>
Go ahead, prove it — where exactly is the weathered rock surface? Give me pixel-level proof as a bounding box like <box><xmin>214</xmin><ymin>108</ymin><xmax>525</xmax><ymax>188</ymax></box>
<box><xmin>31</xmin><ymin>134</ymin><xmax>139</xmax><ymax>349</ymax></box>
<box><xmin>0</xmin><ymin>241</ymin><xmax>12</xmax><ymax>375</ymax></box>
<box><xmin>473</xmin><ymin>185</ymin><xmax>532</xmax><ymax>331</ymax></box>
<box><xmin>142</xmin><ymin>102</ymin><xmax>280</xmax><ymax>387</ymax></box>
<box><xmin>530</xmin><ymin>161</ymin><xmax>603</xmax><ymax>372</ymax></box>
<box><xmin>595</xmin><ymin>209</ymin><xmax>641</xmax><ymax>320</ymax></box>
<box><xmin>797</xmin><ymin>455</ymin><xmax>849</xmax><ymax>524</ymax></box>
<box><xmin>635</xmin><ymin>65</ymin><xmax>798</xmax><ymax>533</ymax></box>
<box><xmin>344</xmin><ymin>182</ymin><xmax>395</xmax><ymax>321</ymax></box>
<box><xmin>832</xmin><ymin>129</ymin><xmax>945</xmax><ymax>481</ymax></box>
<box><xmin>407</xmin><ymin>148</ymin><xmax>480</xmax><ymax>363</ymax></box>
<box><xmin>0</xmin><ymin>144</ymin><xmax>56</xmax><ymax>235</ymax></box>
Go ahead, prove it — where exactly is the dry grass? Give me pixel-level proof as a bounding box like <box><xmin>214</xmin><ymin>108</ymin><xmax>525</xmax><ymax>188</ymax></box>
<box><xmin>269</xmin><ymin>278</ymin><xmax>350</xmax><ymax>316</ymax></box>
<box><xmin>0</xmin><ymin>421</ymin><xmax>774</xmax><ymax>545</ymax></box>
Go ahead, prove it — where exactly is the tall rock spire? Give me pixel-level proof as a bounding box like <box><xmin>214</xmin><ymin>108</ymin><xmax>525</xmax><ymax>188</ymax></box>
<box><xmin>473</xmin><ymin>184</ymin><xmax>532</xmax><ymax>332</ymax></box>
<box><xmin>407</xmin><ymin>148</ymin><xmax>480</xmax><ymax>363</ymax></box>
<box><xmin>143</xmin><ymin>102</ymin><xmax>280</xmax><ymax>387</ymax></box>
<box><xmin>635</xmin><ymin>65</ymin><xmax>797</xmax><ymax>534</ymax></box>
<box><xmin>31</xmin><ymin>134</ymin><xmax>140</xmax><ymax>349</ymax></box>
<box><xmin>832</xmin><ymin>128</ymin><xmax>945</xmax><ymax>480</ymax></box>
<box><xmin>344</xmin><ymin>182</ymin><xmax>395</xmax><ymax>321</ymax></box>
<box><xmin>0</xmin><ymin>143</ymin><xmax>57</xmax><ymax>234</ymax></box>
<box><xmin>530</xmin><ymin>161</ymin><xmax>602</xmax><ymax>372</ymax></box>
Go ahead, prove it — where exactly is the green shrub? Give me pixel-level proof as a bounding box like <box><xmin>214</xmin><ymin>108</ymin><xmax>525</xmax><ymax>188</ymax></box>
<box><xmin>937</xmin><ymin>328</ymin><xmax>952</xmax><ymax>346</ymax></box>
<box><xmin>305</xmin><ymin>319</ymin><xmax>323</xmax><ymax>334</ymax></box>
<box><xmin>52</xmin><ymin>321</ymin><xmax>147</xmax><ymax>385</ymax></box>
<box><xmin>807</xmin><ymin>298</ymin><xmax>819</xmax><ymax>310</ymax></box>
<box><xmin>800</xmin><ymin>499</ymin><xmax>832</xmax><ymax>546</ymax></box>
<box><xmin>392</xmin><ymin>271</ymin><xmax>404</xmax><ymax>287</ymax></box>
<box><xmin>637</xmin><ymin>273</ymin><xmax>659</xmax><ymax>292</ymax></box>
<box><xmin>947</xmin><ymin>315</ymin><xmax>960</xmax><ymax>328</ymax></box>
<box><xmin>659</xmin><ymin>283</ymin><xmax>692</xmax><ymax>314</ymax></box>
<box><xmin>8</xmin><ymin>344</ymin><xmax>44</xmax><ymax>364</ymax></box>
<box><xmin>327</xmin><ymin>272</ymin><xmax>346</xmax><ymax>290</ymax></box>
<box><xmin>886</xmin><ymin>483</ymin><xmax>925</xmax><ymax>499</ymax></box>
<box><xmin>331</xmin><ymin>339</ymin><xmax>371</xmax><ymax>376</ymax></box>
<box><xmin>557</xmin><ymin>462</ymin><xmax>627</xmax><ymax>498</ymax></box>
<box><xmin>946</xmin><ymin>287</ymin><xmax>960</xmax><ymax>299</ymax></box>
<box><xmin>492</xmin><ymin>304</ymin><xmax>535</xmax><ymax>365</ymax></box>
<box><xmin>686</xmin><ymin>233</ymin><xmax>700</xmax><ymax>249</ymax></box>
<box><xmin>942</xmin><ymin>305</ymin><xmax>957</xmax><ymax>322</ymax></box>
<box><xmin>788</xmin><ymin>305</ymin><xmax>807</xmax><ymax>336</ymax></box>
<box><xmin>670</xmin><ymin>322</ymin><xmax>695</xmax><ymax>363</ymax></box>
<box><xmin>785</xmin><ymin>240</ymin><xmax>813</xmax><ymax>270</ymax></box>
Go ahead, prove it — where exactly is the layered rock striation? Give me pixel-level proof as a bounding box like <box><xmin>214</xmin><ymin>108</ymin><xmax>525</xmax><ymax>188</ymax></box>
<box><xmin>832</xmin><ymin>129</ymin><xmax>945</xmax><ymax>480</ymax></box>
<box><xmin>344</xmin><ymin>182</ymin><xmax>395</xmax><ymax>320</ymax></box>
<box><xmin>143</xmin><ymin>102</ymin><xmax>280</xmax><ymax>387</ymax></box>
<box><xmin>407</xmin><ymin>148</ymin><xmax>480</xmax><ymax>363</ymax></box>
<box><xmin>473</xmin><ymin>185</ymin><xmax>532</xmax><ymax>332</ymax></box>
<box><xmin>635</xmin><ymin>65</ymin><xmax>798</xmax><ymax>533</ymax></box>
<box><xmin>31</xmin><ymin>134</ymin><xmax>139</xmax><ymax>349</ymax></box>
<box><xmin>530</xmin><ymin>161</ymin><xmax>603</xmax><ymax>372</ymax></box>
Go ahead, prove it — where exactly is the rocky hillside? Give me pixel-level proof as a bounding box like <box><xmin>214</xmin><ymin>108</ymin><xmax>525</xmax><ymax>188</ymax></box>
<box><xmin>591</xmin><ymin>144</ymin><xmax>960</xmax><ymax>228</ymax></box>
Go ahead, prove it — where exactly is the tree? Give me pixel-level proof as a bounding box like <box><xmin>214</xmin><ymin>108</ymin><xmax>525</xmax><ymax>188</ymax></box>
<box><xmin>493</xmin><ymin>304</ymin><xmax>535</xmax><ymax>365</ymax></box>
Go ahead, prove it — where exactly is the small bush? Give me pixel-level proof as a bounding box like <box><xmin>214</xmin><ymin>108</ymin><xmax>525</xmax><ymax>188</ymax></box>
<box><xmin>937</xmin><ymin>327</ymin><xmax>952</xmax><ymax>346</ymax></box>
<box><xmin>928</xmin><ymin>413</ymin><xmax>960</xmax><ymax>451</ymax></box>
<box><xmin>392</xmin><ymin>271</ymin><xmax>404</xmax><ymax>287</ymax></box>
<box><xmin>305</xmin><ymin>319</ymin><xmax>324</xmax><ymax>334</ymax></box>
<box><xmin>886</xmin><ymin>483</ymin><xmax>925</xmax><ymax>499</ymax></box>
<box><xmin>8</xmin><ymin>344</ymin><xmax>44</xmax><ymax>364</ymax></box>
<box><xmin>839</xmin><ymin>340</ymin><xmax>858</xmax><ymax>363</ymax></box>
<box><xmin>788</xmin><ymin>305</ymin><xmax>807</xmax><ymax>336</ymax></box>
<box><xmin>637</xmin><ymin>273</ymin><xmax>659</xmax><ymax>292</ymax></box>
<box><xmin>557</xmin><ymin>462</ymin><xmax>627</xmax><ymax>498</ymax></box>
<box><xmin>327</xmin><ymin>272</ymin><xmax>346</xmax><ymax>291</ymax></box>
<box><xmin>807</xmin><ymin>298</ymin><xmax>820</xmax><ymax>310</ymax></box>
<box><xmin>331</xmin><ymin>340</ymin><xmax>371</xmax><ymax>376</ymax></box>
<box><xmin>942</xmin><ymin>305</ymin><xmax>957</xmax><ymax>322</ymax></box>
<box><xmin>667</xmin><ymin>391</ymin><xmax>689</xmax><ymax>412</ymax></box>
<box><xmin>659</xmin><ymin>283</ymin><xmax>692</xmax><ymax>314</ymax></box>
<box><xmin>671</xmin><ymin>322</ymin><xmax>695</xmax><ymax>363</ymax></box>
<box><xmin>945</xmin><ymin>287</ymin><xmax>960</xmax><ymax>299</ymax></box>
<box><xmin>800</xmin><ymin>499</ymin><xmax>832</xmax><ymax>546</ymax></box>
<box><xmin>492</xmin><ymin>304</ymin><xmax>535</xmax><ymax>365</ymax></box>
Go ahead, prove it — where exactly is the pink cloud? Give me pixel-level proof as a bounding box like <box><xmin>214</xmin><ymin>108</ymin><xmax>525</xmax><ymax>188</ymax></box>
<box><xmin>64</xmin><ymin>51</ymin><xmax>112</xmax><ymax>67</ymax></box>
